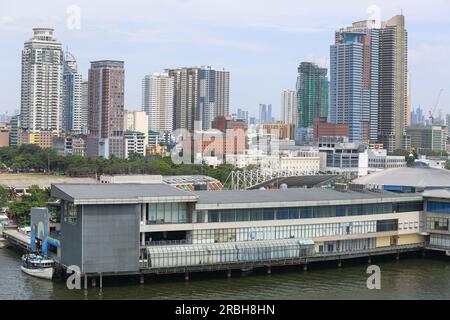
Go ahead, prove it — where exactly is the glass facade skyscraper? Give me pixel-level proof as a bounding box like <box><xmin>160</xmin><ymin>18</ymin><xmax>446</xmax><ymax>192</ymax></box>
<box><xmin>296</xmin><ymin>62</ymin><xmax>329</xmax><ymax>129</ymax></box>
<box><xmin>330</xmin><ymin>20</ymin><xmax>379</xmax><ymax>144</ymax></box>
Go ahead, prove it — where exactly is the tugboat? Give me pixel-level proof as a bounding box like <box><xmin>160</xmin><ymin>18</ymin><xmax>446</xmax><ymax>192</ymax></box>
<box><xmin>21</xmin><ymin>253</ymin><xmax>55</xmax><ymax>280</ymax></box>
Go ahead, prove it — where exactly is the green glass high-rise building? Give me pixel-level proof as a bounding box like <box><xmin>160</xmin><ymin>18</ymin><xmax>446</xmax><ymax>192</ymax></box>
<box><xmin>296</xmin><ymin>62</ymin><xmax>329</xmax><ymax>129</ymax></box>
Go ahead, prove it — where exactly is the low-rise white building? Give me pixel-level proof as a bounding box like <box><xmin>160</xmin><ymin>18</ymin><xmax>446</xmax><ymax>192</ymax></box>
<box><xmin>368</xmin><ymin>149</ymin><xmax>406</xmax><ymax>171</ymax></box>
<box><xmin>124</xmin><ymin>131</ymin><xmax>146</xmax><ymax>159</ymax></box>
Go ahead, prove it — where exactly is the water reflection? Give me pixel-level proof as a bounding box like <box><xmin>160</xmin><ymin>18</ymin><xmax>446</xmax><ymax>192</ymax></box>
<box><xmin>1</xmin><ymin>249</ymin><xmax>449</xmax><ymax>300</ymax></box>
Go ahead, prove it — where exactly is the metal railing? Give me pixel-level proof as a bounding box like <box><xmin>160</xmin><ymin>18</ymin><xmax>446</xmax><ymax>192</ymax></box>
<box><xmin>139</xmin><ymin>243</ymin><xmax>425</xmax><ymax>271</ymax></box>
<box><xmin>145</xmin><ymin>240</ymin><xmax>191</xmax><ymax>246</ymax></box>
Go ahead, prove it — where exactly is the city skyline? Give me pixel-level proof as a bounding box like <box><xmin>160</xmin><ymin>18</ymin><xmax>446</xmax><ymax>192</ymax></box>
<box><xmin>1</xmin><ymin>1</ymin><xmax>450</xmax><ymax>119</ymax></box>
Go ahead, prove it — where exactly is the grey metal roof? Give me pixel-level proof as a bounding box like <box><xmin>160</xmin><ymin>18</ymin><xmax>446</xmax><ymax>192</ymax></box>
<box><xmin>423</xmin><ymin>189</ymin><xmax>450</xmax><ymax>199</ymax></box>
<box><xmin>51</xmin><ymin>183</ymin><xmax>198</xmax><ymax>204</ymax></box>
<box><xmin>354</xmin><ymin>167</ymin><xmax>450</xmax><ymax>188</ymax></box>
<box><xmin>249</xmin><ymin>175</ymin><xmax>341</xmax><ymax>190</ymax></box>
<box><xmin>193</xmin><ymin>188</ymin><xmax>421</xmax><ymax>207</ymax></box>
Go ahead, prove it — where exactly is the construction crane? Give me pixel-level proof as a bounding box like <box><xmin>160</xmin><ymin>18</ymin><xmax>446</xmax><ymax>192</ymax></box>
<box><xmin>429</xmin><ymin>89</ymin><xmax>444</xmax><ymax>125</ymax></box>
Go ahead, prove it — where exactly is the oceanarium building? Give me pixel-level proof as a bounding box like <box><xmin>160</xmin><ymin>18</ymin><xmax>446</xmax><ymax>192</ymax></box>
<box><xmin>29</xmin><ymin>181</ymin><xmax>447</xmax><ymax>277</ymax></box>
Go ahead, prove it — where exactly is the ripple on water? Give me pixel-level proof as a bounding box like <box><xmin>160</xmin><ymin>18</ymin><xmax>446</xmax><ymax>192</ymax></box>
<box><xmin>1</xmin><ymin>248</ymin><xmax>449</xmax><ymax>300</ymax></box>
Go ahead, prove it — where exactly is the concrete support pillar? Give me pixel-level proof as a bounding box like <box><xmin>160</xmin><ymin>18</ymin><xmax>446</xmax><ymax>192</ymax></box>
<box><xmin>91</xmin><ymin>277</ymin><xmax>97</xmax><ymax>288</ymax></box>
<box><xmin>185</xmin><ymin>272</ymin><xmax>189</xmax><ymax>281</ymax></box>
<box><xmin>267</xmin><ymin>266</ymin><xmax>272</xmax><ymax>275</ymax></box>
<box><xmin>141</xmin><ymin>232</ymin><xmax>145</xmax><ymax>246</ymax></box>
<box><xmin>99</xmin><ymin>273</ymin><xmax>103</xmax><ymax>289</ymax></box>
<box><xmin>84</xmin><ymin>274</ymin><xmax>88</xmax><ymax>290</ymax></box>
<box><xmin>227</xmin><ymin>270</ymin><xmax>232</xmax><ymax>278</ymax></box>
<box><xmin>140</xmin><ymin>274</ymin><xmax>145</xmax><ymax>284</ymax></box>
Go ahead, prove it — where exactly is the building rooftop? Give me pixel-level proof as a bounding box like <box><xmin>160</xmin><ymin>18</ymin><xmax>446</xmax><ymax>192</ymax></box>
<box><xmin>353</xmin><ymin>167</ymin><xmax>450</xmax><ymax>189</ymax></box>
<box><xmin>0</xmin><ymin>174</ymin><xmax>96</xmax><ymax>189</ymax></box>
<box><xmin>51</xmin><ymin>183</ymin><xmax>198</xmax><ymax>205</ymax></box>
<box><xmin>423</xmin><ymin>189</ymin><xmax>450</xmax><ymax>199</ymax></box>
<box><xmin>193</xmin><ymin>188</ymin><xmax>421</xmax><ymax>209</ymax></box>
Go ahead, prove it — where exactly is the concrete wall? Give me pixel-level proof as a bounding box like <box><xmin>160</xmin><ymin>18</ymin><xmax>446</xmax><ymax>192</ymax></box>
<box><xmin>376</xmin><ymin>236</ymin><xmax>391</xmax><ymax>247</ymax></box>
<box><xmin>397</xmin><ymin>234</ymin><xmax>424</xmax><ymax>245</ymax></box>
<box><xmin>82</xmin><ymin>204</ymin><xmax>140</xmax><ymax>274</ymax></box>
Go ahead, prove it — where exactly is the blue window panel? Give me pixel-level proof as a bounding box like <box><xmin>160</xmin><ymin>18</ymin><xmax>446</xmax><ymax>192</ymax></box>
<box><xmin>289</xmin><ymin>208</ymin><xmax>299</xmax><ymax>219</ymax></box>
<box><xmin>263</xmin><ymin>209</ymin><xmax>274</xmax><ymax>220</ymax></box>
<box><xmin>427</xmin><ymin>201</ymin><xmax>450</xmax><ymax>214</ymax></box>
<box><xmin>336</xmin><ymin>207</ymin><xmax>346</xmax><ymax>217</ymax></box>
<box><xmin>300</xmin><ymin>207</ymin><xmax>313</xmax><ymax>219</ymax></box>
<box><xmin>276</xmin><ymin>209</ymin><xmax>289</xmax><ymax>220</ymax></box>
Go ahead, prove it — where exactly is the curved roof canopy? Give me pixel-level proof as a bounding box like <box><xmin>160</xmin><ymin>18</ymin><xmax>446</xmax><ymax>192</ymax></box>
<box><xmin>354</xmin><ymin>167</ymin><xmax>450</xmax><ymax>189</ymax></box>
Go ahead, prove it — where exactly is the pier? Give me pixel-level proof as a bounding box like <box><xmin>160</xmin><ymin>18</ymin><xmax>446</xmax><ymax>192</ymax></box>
<box><xmin>2</xmin><ymin>229</ymin><xmax>31</xmax><ymax>252</ymax></box>
<box><xmin>137</xmin><ymin>243</ymin><xmax>425</xmax><ymax>276</ymax></box>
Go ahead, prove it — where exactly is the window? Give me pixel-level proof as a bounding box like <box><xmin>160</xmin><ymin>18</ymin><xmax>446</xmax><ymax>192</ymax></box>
<box><xmin>427</xmin><ymin>201</ymin><xmax>450</xmax><ymax>214</ymax></box>
<box><xmin>289</xmin><ymin>208</ymin><xmax>299</xmax><ymax>219</ymax></box>
<box><xmin>263</xmin><ymin>209</ymin><xmax>274</xmax><ymax>220</ymax></box>
<box><xmin>67</xmin><ymin>203</ymin><xmax>78</xmax><ymax>224</ymax></box>
<box><xmin>276</xmin><ymin>209</ymin><xmax>289</xmax><ymax>220</ymax></box>
<box><xmin>300</xmin><ymin>207</ymin><xmax>313</xmax><ymax>219</ymax></box>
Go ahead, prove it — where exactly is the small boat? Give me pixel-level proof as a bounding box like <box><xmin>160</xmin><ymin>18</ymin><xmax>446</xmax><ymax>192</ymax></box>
<box><xmin>21</xmin><ymin>253</ymin><xmax>55</xmax><ymax>280</ymax></box>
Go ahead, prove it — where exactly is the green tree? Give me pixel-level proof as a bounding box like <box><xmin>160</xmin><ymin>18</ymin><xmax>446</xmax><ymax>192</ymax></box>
<box><xmin>8</xmin><ymin>186</ymin><xmax>51</xmax><ymax>227</ymax></box>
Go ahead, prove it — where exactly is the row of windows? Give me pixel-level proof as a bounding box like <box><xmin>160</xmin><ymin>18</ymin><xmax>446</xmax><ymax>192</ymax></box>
<box><xmin>426</xmin><ymin>217</ymin><xmax>449</xmax><ymax>231</ymax></box>
<box><xmin>196</xmin><ymin>202</ymin><xmax>422</xmax><ymax>224</ymax></box>
<box><xmin>429</xmin><ymin>234</ymin><xmax>450</xmax><ymax>249</ymax></box>
<box><xmin>144</xmin><ymin>203</ymin><xmax>188</xmax><ymax>224</ymax></box>
<box><xmin>192</xmin><ymin>219</ymin><xmax>399</xmax><ymax>244</ymax></box>
<box><xmin>427</xmin><ymin>201</ymin><xmax>450</xmax><ymax>214</ymax></box>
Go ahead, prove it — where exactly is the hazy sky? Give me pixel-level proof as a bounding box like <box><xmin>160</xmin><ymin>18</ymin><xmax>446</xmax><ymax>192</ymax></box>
<box><xmin>1</xmin><ymin>0</ymin><xmax>450</xmax><ymax>119</ymax></box>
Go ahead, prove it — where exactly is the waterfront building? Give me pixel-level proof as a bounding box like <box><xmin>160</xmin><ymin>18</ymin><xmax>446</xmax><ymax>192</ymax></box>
<box><xmin>62</xmin><ymin>52</ymin><xmax>83</xmax><ymax>134</ymax></box>
<box><xmin>44</xmin><ymin>183</ymin><xmax>425</xmax><ymax>276</ymax></box>
<box><xmin>406</xmin><ymin>125</ymin><xmax>448</xmax><ymax>153</ymax></box>
<box><xmin>423</xmin><ymin>189</ymin><xmax>450</xmax><ymax>252</ymax></box>
<box><xmin>281</xmin><ymin>90</ymin><xmax>297</xmax><ymax>126</ymax></box>
<box><xmin>142</xmin><ymin>73</ymin><xmax>174</xmax><ymax>133</ymax></box>
<box><xmin>20</xmin><ymin>28</ymin><xmax>63</xmax><ymax>136</ymax></box>
<box><xmin>296</xmin><ymin>62</ymin><xmax>328</xmax><ymax>129</ymax></box>
<box><xmin>86</xmin><ymin>60</ymin><xmax>125</xmax><ymax>159</ymax></box>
